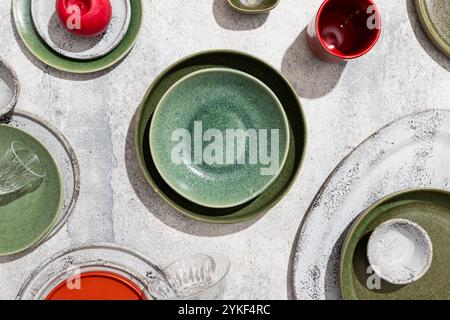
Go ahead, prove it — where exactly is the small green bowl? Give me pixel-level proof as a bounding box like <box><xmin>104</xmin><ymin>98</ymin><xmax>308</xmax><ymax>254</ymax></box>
<box><xmin>150</xmin><ymin>68</ymin><xmax>290</xmax><ymax>208</ymax></box>
<box><xmin>227</xmin><ymin>0</ymin><xmax>280</xmax><ymax>14</ymax></box>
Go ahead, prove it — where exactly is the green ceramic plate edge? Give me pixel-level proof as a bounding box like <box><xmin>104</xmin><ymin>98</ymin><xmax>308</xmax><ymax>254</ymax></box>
<box><xmin>340</xmin><ymin>188</ymin><xmax>450</xmax><ymax>300</ymax></box>
<box><xmin>0</xmin><ymin>124</ymin><xmax>64</xmax><ymax>256</ymax></box>
<box><xmin>227</xmin><ymin>0</ymin><xmax>280</xmax><ymax>14</ymax></box>
<box><xmin>134</xmin><ymin>49</ymin><xmax>307</xmax><ymax>224</ymax></box>
<box><xmin>149</xmin><ymin>67</ymin><xmax>290</xmax><ymax>209</ymax></box>
<box><xmin>415</xmin><ymin>0</ymin><xmax>450</xmax><ymax>58</ymax></box>
<box><xmin>12</xmin><ymin>0</ymin><xmax>143</xmax><ymax>73</ymax></box>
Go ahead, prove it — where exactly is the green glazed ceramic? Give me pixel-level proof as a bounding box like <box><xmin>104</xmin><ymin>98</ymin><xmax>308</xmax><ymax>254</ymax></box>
<box><xmin>0</xmin><ymin>124</ymin><xmax>63</xmax><ymax>256</ymax></box>
<box><xmin>150</xmin><ymin>68</ymin><xmax>289</xmax><ymax>208</ymax></box>
<box><xmin>12</xmin><ymin>0</ymin><xmax>143</xmax><ymax>73</ymax></box>
<box><xmin>341</xmin><ymin>189</ymin><xmax>450</xmax><ymax>300</ymax></box>
<box><xmin>134</xmin><ymin>50</ymin><xmax>307</xmax><ymax>223</ymax></box>
<box><xmin>227</xmin><ymin>0</ymin><xmax>280</xmax><ymax>14</ymax></box>
<box><xmin>416</xmin><ymin>0</ymin><xmax>450</xmax><ymax>58</ymax></box>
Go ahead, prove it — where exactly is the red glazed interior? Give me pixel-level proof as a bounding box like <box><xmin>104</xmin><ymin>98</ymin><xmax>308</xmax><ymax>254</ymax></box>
<box><xmin>64</xmin><ymin>0</ymin><xmax>91</xmax><ymax>16</ymax></box>
<box><xmin>316</xmin><ymin>0</ymin><xmax>381</xmax><ymax>59</ymax></box>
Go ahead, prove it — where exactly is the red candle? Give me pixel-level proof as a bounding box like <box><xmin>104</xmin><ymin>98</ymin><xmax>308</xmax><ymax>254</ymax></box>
<box><xmin>45</xmin><ymin>271</ymin><xmax>148</xmax><ymax>300</ymax></box>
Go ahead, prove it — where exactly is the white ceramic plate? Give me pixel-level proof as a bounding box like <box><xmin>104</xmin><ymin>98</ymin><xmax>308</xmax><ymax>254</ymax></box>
<box><xmin>31</xmin><ymin>0</ymin><xmax>131</xmax><ymax>60</ymax></box>
<box><xmin>292</xmin><ymin>109</ymin><xmax>450</xmax><ymax>300</ymax></box>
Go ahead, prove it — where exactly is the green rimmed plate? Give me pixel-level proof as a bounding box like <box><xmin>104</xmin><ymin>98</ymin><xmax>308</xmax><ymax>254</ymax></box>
<box><xmin>134</xmin><ymin>50</ymin><xmax>307</xmax><ymax>223</ymax></box>
<box><xmin>150</xmin><ymin>68</ymin><xmax>290</xmax><ymax>208</ymax></box>
<box><xmin>416</xmin><ymin>0</ymin><xmax>450</xmax><ymax>58</ymax></box>
<box><xmin>12</xmin><ymin>0</ymin><xmax>143</xmax><ymax>73</ymax></box>
<box><xmin>227</xmin><ymin>0</ymin><xmax>280</xmax><ymax>14</ymax></box>
<box><xmin>341</xmin><ymin>189</ymin><xmax>450</xmax><ymax>300</ymax></box>
<box><xmin>0</xmin><ymin>124</ymin><xmax>63</xmax><ymax>256</ymax></box>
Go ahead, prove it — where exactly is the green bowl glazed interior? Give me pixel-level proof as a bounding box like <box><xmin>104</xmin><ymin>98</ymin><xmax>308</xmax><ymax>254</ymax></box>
<box><xmin>150</xmin><ymin>68</ymin><xmax>289</xmax><ymax>208</ymax></box>
<box><xmin>0</xmin><ymin>125</ymin><xmax>63</xmax><ymax>256</ymax></box>
<box><xmin>227</xmin><ymin>0</ymin><xmax>280</xmax><ymax>14</ymax></box>
<box><xmin>415</xmin><ymin>0</ymin><xmax>450</xmax><ymax>58</ymax></box>
<box><xmin>341</xmin><ymin>189</ymin><xmax>450</xmax><ymax>300</ymax></box>
<box><xmin>134</xmin><ymin>50</ymin><xmax>307</xmax><ymax>223</ymax></box>
<box><xmin>12</xmin><ymin>0</ymin><xmax>143</xmax><ymax>73</ymax></box>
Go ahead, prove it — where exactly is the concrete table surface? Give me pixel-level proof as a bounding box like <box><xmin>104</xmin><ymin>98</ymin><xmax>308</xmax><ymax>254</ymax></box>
<box><xmin>0</xmin><ymin>0</ymin><xmax>449</xmax><ymax>300</ymax></box>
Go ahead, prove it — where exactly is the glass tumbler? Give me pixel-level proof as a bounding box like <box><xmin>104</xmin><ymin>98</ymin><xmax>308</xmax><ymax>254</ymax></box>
<box><xmin>0</xmin><ymin>141</ymin><xmax>46</xmax><ymax>197</ymax></box>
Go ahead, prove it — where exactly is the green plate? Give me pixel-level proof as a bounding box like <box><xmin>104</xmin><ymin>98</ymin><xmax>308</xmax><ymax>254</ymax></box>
<box><xmin>227</xmin><ymin>0</ymin><xmax>280</xmax><ymax>14</ymax></box>
<box><xmin>341</xmin><ymin>189</ymin><xmax>450</xmax><ymax>300</ymax></box>
<box><xmin>416</xmin><ymin>0</ymin><xmax>450</xmax><ymax>58</ymax></box>
<box><xmin>150</xmin><ymin>68</ymin><xmax>289</xmax><ymax>208</ymax></box>
<box><xmin>0</xmin><ymin>124</ymin><xmax>63</xmax><ymax>256</ymax></box>
<box><xmin>135</xmin><ymin>50</ymin><xmax>307</xmax><ymax>223</ymax></box>
<box><xmin>12</xmin><ymin>0</ymin><xmax>143</xmax><ymax>73</ymax></box>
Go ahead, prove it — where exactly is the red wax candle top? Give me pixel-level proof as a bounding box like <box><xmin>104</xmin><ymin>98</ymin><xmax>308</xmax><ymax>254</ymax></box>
<box><xmin>46</xmin><ymin>271</ymin><xmax>147</xmax><ymax>300</ymax></box>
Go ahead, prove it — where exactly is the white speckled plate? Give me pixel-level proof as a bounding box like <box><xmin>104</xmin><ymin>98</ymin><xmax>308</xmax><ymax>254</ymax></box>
<box><xmin>292</xmin><ymin>109</ymin><xmax>450</xmax><ymax>300</ymax></box>
<box><xmin>31</xmin><ymin>0</ymin><xmax>131</xmax><ymax>60</ymax></box>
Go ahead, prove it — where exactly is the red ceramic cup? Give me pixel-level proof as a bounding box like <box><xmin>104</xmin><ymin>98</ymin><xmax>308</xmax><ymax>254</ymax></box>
<box><xmin>307</xmin><ymin>0</ymin><xmax>381</xmax><ymax>63</ymax></box>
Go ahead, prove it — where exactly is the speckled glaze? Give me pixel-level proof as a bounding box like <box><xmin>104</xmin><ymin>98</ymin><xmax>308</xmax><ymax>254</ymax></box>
<box><xmin>31</xmin><ymin>0</ymin><xmax>131</xmax><ymax>60</ymax></box>
<box><xmin>12</xmin><ymin>0</ymin><xmax>142</xmax><ymax>73</ymax></box>
<box><xmin>150</xmin><ymin>68</ymin><xmax>289</xmax><ymax>208</ymax></box>
<box><xmin>227</xmin><ymin>0</ymin><xmax>280</xmax><ymax>14</ymax></box>
<box><xmin>0</xmin><ymin>124</ymin><xmax>63</xmax><ymax>256</ymax></box>
<box><xmin>0</xmin><ymin>58</ymin><xmax>20</xmax><ymax>118</ymax></box>
<box><xmin>416</xmin><ymin>0</ymin><xmax>450</xmax><ymax>57</ymax></box>
<box><xmin>293</xmin><ymin>109</ymin><xmax>450</xmax><ymax>300</ymax></box>
<box><xmin>341</xmin><ymin>190</ymin><xmax>450</xmax><ymax>300</ymax></box>
<box><xmin>367</xmin><ymin>218</ymin><xmax>433</xmax><ymax>285</ymax></box>
<box><xmin>135</xmin><ymin>50</ymin><xmax>307</xmax><ymax>223</ymax></box>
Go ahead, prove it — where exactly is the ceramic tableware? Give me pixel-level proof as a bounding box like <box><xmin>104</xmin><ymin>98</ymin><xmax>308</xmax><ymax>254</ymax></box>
<box><xmin>0</xmin><ymin>124</ymin><xmax>63</xmax><ymax>256</ymax></box>
<box><xmin>307</xmin><ymin>0</ymin><xmax>381</xmax><ymax>62</ymax></box>
<box><xmin>341</xmin><ymin>190</ymin><xmax>450</xmax><ymax>299</ymax></box>
<box><xmin>227</xmin><ymin>0</ymin><xmax>280</xmax><ymax>14</ymax></box>
<box><xmin>134</xmin><ymin>50</ymin><xmax>307</xmax><ymax>223</ymax></box>
<box><xmin>367</xmin><ymin>218</ymin><xmax>433</xmax><ymax>285</ymax></box>
<box><xmin>292</xmin><ymin>109</ymin><xmax>450</xmax><ymax>300</ymax></box>
<box><xmin>415</xmin><ymin>0</ymin><xmax>450</xmax><ymax>58</ymax></box>
<box><xmin>31</xmin><ymin>0</ymin><xmax>131</xmax><ymax>60</ymax></box>
<box><xmin>150</xmin><ymin>68</ymin><xmax>289</xmax><ymax>208</ymax></box>
<box><xmin>0</xmin><ymin>58</ymin><xmax>20</xmax><ymax>118</ymax></box>
<box><xmin>12</xmin><ymin>0</ymin><xmax>142</xmax><ymax>73</ymax></box>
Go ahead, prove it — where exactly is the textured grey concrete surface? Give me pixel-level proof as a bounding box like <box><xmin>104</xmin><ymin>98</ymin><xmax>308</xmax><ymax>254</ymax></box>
<box><xmin>0</xmin><ymin>0</ymin><xmax>449</xmax><ymax>300</ymax></box>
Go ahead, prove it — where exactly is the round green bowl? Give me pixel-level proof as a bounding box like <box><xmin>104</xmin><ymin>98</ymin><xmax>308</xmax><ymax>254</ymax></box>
<box><xmin>227</xmin><ymin>0</ymin><xmax>280</xmax><ymax>14</ymax></box>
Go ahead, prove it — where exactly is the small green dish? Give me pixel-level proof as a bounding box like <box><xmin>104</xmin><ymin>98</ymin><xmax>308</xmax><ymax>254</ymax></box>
<box><xmin>12</xmin><ymin>0</ymin><xmax>143</xmax><ymax>73</ymax></box>
<box><xmin>0</xmin><ymin>124</ymin><xmax>63</xmax><ymax>256</ymax></box>
<box><xmin>134</xmin><ymin>50</ymin><xmax>307</xmax><ymax>223</ymax></box>
<box><xmin>416</xmin><ymin>0</ymin><xmax>450</xmax><ymax>58</ymax></box>
<box><xmin>227</xmin><ymin>0</ymin><xmax>280</xmax><ymax>14</ymax></box>
<box><xmin>341</xmin><ymin>189</ymin><xmax>450</xmax><ymax>300</ymax></box>
<box><xmin>150</xmin><ymin>68</ymin><xmax>289</xmax><ymax>208</ymax></box>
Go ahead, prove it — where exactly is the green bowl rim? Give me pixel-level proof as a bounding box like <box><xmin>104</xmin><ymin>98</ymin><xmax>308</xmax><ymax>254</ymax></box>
<box><xmin>340</xmin><ymin>187</ymin><xmax>450</xmax><ymax>300</ymax></box>
<box><xmin>227</xmin><ymin>0</ymin><xmax>280</xmax><ymax>14</ymax></box>
<box><xmin>11</xmin><ymin>0</ymin><xmax>144</xmax><ymax>74</ymax></box>
<box><xmin>134</xmin><ymin>49</ymin><xmax>308</xmax><ymax>224</ymax></box>
<box><xmin>149</xmin><ymin>67</ymin><xmax>291</xmax><ymax>209</ymax></box>
<box><xmin>0</xmin><ymin>123</ymin><xmax>65</xmax><ymax>256</ymax></box>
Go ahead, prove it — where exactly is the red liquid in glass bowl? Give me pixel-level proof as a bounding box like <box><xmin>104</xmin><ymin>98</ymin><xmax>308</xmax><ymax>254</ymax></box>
<box><xmin>46</xmin><ymin>271</ymin><xmax>148</xmax><ymax>300</ymax></box>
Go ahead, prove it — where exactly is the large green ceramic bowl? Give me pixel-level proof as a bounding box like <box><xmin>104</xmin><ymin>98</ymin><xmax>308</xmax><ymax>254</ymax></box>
<box><xmin>12</xmin><ymin>0</ymin><xmax>143</xmax><ymax>73</ymax></box>
<box><xmin>150</xmin><ymin>68</ymin><xmax>289</xmax><ymax>208</ymax></box>
<box><xmin>416</xmin><ymin>0</ymin><xmax>450</xmax><ymax>58</ymax></box>
<box><xmin>134</xmin><ymin>50</ymin><xmax>307</xmax><ymax>223</ymax></box>
<box><xmin>0</xmin><ymin>124</ymin><xmax>63</xmax><ymax>256</ymax></box>
<box><xmin>341</xmin><ymin>189</ymin><xmax>450</xmax><ymax>300</ymax></box>
<box><xmin>227</xmin><ymin>0</ymin><xmax>280</xmax><ymax>14</ymax></box>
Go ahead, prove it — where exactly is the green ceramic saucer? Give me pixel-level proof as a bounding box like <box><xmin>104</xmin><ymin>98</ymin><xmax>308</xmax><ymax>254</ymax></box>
<box><xmin>134</xmin><ymin>50</ymin><xmax>307</xmax><ymax>223</ymax></box>
<box><xmin>0</xmin><ymin>124</ymin><xmax>63</xmax><ymax>256</ymax></box>
<box><xmin>150</xmin><ymin>68</ymin><xmax>289</xmax><ymax>208</ymax></box>
<box><xmin>416</xmin><ymin>0</ymin><xmax>450</xmax><ymax>58</ymax></box>
<box><xmin>341</xmin><ymin>189</ymin><xmax>450</xmax><ymax>300</ymax></box>
<box><xmin>12</xmin><ymin>0</ymin><xmax>143</xmax><ymax>73</ymax></box>
<box><xmin>227</xmin><ymin>0</ymin><xmax>280</xmax><ymax>14</ymax></box>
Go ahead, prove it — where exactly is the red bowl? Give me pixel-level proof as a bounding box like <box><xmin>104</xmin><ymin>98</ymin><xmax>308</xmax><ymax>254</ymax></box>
<box><xmin>55</xmin><ymin>0</ymin><xmax>112</xmax><ymax>37</ymax></box>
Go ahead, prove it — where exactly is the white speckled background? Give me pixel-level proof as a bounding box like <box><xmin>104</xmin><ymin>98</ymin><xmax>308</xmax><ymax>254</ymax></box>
<box><xmin>0</xmin><ymin>0</ymin><xmax>449</xmax><ymax>300</ymax></box>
